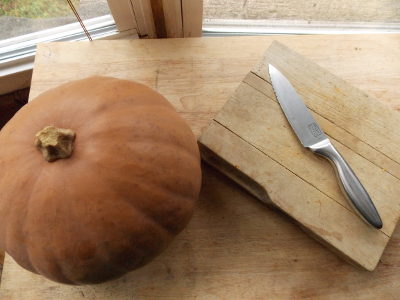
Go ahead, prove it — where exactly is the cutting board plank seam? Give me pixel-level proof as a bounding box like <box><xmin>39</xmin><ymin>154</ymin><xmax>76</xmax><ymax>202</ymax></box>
<box><xmin>301</xmin><ymin>106</ymin><xmax>400</xmax><ymax>181</ymax></box>
<box><xmin>324</xmin><ymin>130</ymin><xmax>400</xmax><ymax>184</ymax></box>
<box><xmin>245</xmin><ymin>71</ymin><xmax>400</xmax><ymax>182</ymax></box>
<box><xmin>211</xmin><ymin>117</ymin><xmax>370</xmax><ymax>227</ymax></box>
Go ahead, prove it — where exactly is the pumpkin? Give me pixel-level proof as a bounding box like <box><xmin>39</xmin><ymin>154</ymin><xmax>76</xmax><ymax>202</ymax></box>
<box><xmin>0</xmin><ymin>76</ymin><xmax>202</xmax><ymax>285</ymax></box>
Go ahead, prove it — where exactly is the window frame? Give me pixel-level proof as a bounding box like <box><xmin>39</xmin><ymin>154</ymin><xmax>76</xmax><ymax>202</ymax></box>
<box><xmin>122</xmin><ymin>0</ymin><xmax>204</xmax><ymax>38</ymax></box>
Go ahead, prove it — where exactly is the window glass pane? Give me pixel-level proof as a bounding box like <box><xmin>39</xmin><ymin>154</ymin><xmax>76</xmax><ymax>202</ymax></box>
<box><xmin>0</xmin><ymin>0</ymin><xmax>112</xmax><ymax>41</ymax></box>
<box><xmin>203</xmin><ymin>0</ymin><xmax>400</xmax><ymax>23</ymax></box>
<box><xmin>203</xmin><ymin>0</ymin><xmax>400</xmax><ymax>33</ymax></box>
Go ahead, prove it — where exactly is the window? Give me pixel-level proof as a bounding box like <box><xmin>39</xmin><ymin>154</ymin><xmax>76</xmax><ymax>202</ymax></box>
<box><xmin>0</xmin><ymin>0</ymin><xmax>138</xmax><ymax>95</ymax></box>
<box><xmin>202</xmin><ymin>0</ymin><xmax>400</xmax><ymax>35</ymax></box>
<box><xmin>1</xmin><ymin>0</ymin><xmax>399</xmax><ymax>95</ymax></box>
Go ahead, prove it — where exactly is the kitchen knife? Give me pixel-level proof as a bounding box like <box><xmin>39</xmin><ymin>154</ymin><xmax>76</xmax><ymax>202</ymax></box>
<box><xmin>268</xmin><ymin>64</ymin><xmax>383</xmax><ymax>229</ymax></box>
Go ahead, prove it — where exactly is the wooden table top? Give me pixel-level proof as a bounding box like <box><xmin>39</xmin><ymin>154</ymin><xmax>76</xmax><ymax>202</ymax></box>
<box><xmin>1</xmin><ymin>34</ymin><xmax>400</xmax><ymax>299</ymax></box>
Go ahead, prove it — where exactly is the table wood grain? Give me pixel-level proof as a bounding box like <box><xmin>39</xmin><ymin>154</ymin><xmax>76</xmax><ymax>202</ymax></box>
<box><xmin>1</xmin><ymin>34</ymin><xmax>400</xmax><ymax>299</ymax></box>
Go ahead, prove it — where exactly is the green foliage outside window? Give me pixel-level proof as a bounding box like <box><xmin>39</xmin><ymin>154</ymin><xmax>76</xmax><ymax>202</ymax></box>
<box><xmin>0</xmin><ymin>0</ymin><xmax>79</xmax><ymax>19</ymax></box>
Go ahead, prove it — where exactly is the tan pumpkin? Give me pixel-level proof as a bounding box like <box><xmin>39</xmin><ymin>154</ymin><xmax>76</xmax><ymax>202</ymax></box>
<box><xmin>0</xmin><ymin>76</ymin><xmax>202</xmax><ymax>285</ymax></box>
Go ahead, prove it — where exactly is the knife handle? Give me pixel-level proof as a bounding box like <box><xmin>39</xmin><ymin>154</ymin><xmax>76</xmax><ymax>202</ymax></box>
<box><xmin>309</xmin><ymin>139</ymin><xmax>383</xmax><ymax>229</ymax></box>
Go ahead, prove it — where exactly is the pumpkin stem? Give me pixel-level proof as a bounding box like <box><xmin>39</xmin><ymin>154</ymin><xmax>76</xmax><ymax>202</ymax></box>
<box><xmin>35</xmin><ymin>126</ymin><xmax>76</xmax><ymax>162</ymax></box>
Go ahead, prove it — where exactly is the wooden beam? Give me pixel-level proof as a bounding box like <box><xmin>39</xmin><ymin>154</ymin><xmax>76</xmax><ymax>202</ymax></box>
<box><xmin>107</xmin><ymin>0</ymin><xmax>138</xmax><ymax>32</ymax></box>
<box><xmin>163</xmin><ymin>0</ymin><xmax>183</xmax><ymax>38</ymax></box>
<box><xmin>150</xmin><ymin>0</ymin><xmax>168</xmax><ymax>38</ymax></box>
<box><xmin>127</xmin><ymin>0</ymin><xmax>202</xmax><ymax>38</ymax></box>
<box><xmin>182</xmin><ymin>0</ymin><xmax>203</xmax><ymax>37</ymax></box>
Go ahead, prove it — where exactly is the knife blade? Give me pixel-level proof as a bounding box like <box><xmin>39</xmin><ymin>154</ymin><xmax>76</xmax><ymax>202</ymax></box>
<box><xmin>268</xmin><ymin>64</ymin><xmax>382</xmax><ymax>229</ymax></box>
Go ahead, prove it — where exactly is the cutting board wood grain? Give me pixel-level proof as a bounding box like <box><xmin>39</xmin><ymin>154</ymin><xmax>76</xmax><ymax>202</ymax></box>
<box><xmin>198</xmin><ymin>41</ymin><xmax>400</xmax><ymax>271</ymax></box>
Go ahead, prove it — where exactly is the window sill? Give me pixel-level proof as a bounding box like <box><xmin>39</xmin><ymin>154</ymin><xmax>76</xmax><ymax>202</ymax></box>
<box><xmin>202</xmin><ymin>19</ymin><xmax>400</xmax><ymax>36</ymax></box>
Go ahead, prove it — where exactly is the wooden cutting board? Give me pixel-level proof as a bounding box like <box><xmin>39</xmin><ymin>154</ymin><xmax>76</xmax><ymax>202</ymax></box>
<box><xmin>198</xmin><ymin>41</ymin><xmax>400</xmax><ymax>271</ymax></box>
